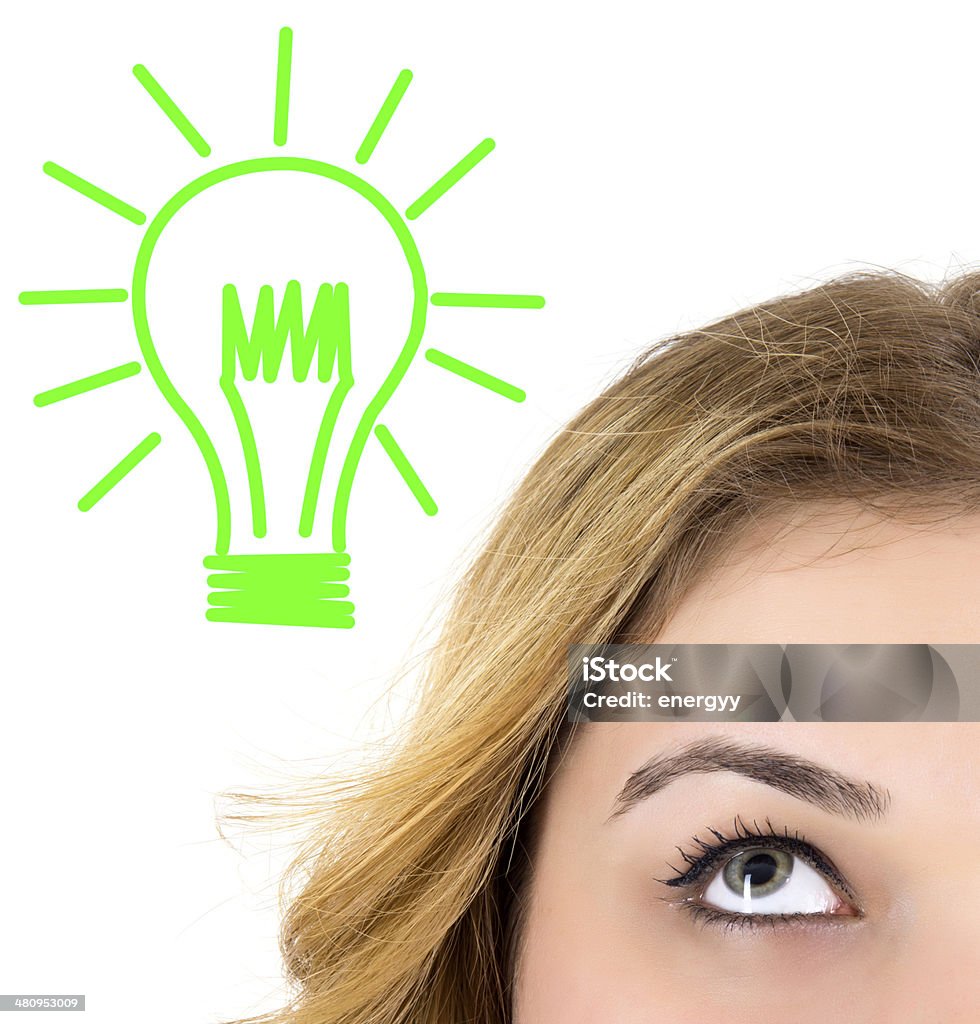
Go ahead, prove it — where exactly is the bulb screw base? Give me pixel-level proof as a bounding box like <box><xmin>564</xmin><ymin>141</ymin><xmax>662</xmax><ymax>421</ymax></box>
<box><xmin>204</xmin><ymin>552</ymin><xmax>354</xmax><ymax>628</ymax></box>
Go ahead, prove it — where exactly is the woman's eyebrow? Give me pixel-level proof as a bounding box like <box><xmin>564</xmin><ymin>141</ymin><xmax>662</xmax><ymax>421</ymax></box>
<box><xmin>610</xmin><ymin>736</ymin><xmax>890</xmax><ymax>821</ymax></box>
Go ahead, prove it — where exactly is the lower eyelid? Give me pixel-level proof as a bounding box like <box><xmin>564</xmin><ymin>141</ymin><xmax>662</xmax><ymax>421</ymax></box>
<box><xmin>682</xmin><ymin>904</ymin><xmax>864</xmax><ymax>932</ymax></box>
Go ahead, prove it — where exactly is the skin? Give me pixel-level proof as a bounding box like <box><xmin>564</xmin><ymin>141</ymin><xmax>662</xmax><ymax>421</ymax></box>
<box><xmin>514</xmin><ymin>503</ymin><xmax>980</xmax><ymax>1023</ymax></box>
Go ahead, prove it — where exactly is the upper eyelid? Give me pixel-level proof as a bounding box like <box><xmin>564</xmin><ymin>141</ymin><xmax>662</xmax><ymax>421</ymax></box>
<box><xmin>659</xmin><ymin>833</ymin><xmax>815</xmax><ymax>887</ymax></box>
<box><xmin>658</xmin><ymin>829</ymin><xmax>858</xmax><ymax>904</ymax></box>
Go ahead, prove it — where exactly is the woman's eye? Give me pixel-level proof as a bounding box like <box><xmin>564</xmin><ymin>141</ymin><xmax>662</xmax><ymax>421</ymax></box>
<box><xmin>700</xmin><ymin>846</ymin><xmax>851</xmax><ymax>916</ymax></box>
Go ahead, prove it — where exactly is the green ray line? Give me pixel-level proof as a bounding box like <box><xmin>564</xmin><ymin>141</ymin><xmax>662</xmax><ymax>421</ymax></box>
<box><xmin>34</xmin><ymin>362</ymin><xmax>142</xmax><ymax>407</ymax></box>
<box><xmin>19</xmin><ymin>289</ymin><xmax>129</xmax><ymax>305</ymax></box>
<box><xmin>356</xmin><ymin>69</ymin><xmax>413</xmax><ymax>164</ymax></box>
<box><xmin>405</xmin><ymin>137</ymin><xmax>495</xmax><ymax>220</ymax></box>
<box><xmin>132</xmin><ymin>64</ymin><xmax>211</xmax><ymax>157</ymax></box>
<box><xmin>374</xmin><ymin>424</ymin><xmax>438</xmax><ymax>516</ymax></box>
<box><xmin>43</xmin><ymin>162</ymin><xmax>146</xmax><ymax>225</ymax></box>
<box><xmin>425</xmin><ymin>348</ymin><xmax>525</xmax><ymax>402</ymax></box>
<box><xmin>431</xmin><ymin>291</ymin><xmax>545</xmax><ymax>309</ymax></box>
<box><xmin>78</xmin><ymin>432</ymin><xmax>161</xmax><ymax>511</ymax></box>
<box><xmin>274</xmin><ymin>27</ymin><xmax>293</xmax><ymax>146</ymax></box>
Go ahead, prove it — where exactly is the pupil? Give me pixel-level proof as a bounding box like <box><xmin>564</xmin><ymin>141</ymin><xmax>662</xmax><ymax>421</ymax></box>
<box><xmin>744</xmin><ymin>853</ymin><xmax>778</xmax><ymax>887</ymax></box>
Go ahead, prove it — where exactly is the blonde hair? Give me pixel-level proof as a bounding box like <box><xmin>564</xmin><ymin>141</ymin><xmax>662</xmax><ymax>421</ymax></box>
<box><xmin>229</xmin><ymin>267</ymin><xmax>980</xmax><ymax>1024</ymax></box>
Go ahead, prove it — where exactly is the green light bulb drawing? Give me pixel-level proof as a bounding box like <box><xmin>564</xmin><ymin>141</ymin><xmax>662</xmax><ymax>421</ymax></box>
<box><xmin>133</xmin><ymin>156</ymin><xmax>427</xmax><ymax>628</ymax></box>
<box><xmin>22</xmin><ymin>28</ymin><xmax>545</xmax><ymax>629</ymax></box>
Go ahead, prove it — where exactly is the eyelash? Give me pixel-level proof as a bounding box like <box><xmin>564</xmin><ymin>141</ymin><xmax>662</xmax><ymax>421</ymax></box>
<box><xmin>656</xmin><ymin>815</ymin><xmax>859</xmax><ymax>930</ymax></box>
<box><xmin>680</xmin><ymin>905</ymin><xmax>845</xmax><ymax>933</ymax></box>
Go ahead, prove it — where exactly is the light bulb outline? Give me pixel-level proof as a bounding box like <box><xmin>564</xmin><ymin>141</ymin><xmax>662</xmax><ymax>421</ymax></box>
<box><xmin>22</xmin><ymin>31</ymin><xmax>547</xmax><ymax>629</ymax></box>
<box><xmin>131</xmin><ymin>155</ymin><xmax>428</xmax><ymax>556</ymax></box>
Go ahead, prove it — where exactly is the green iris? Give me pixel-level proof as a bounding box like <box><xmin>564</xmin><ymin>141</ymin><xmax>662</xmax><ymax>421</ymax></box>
<box><xmin>722</xmin><ymin>848</ymin><xmax>794</xmax><ymax>898</ymax></box>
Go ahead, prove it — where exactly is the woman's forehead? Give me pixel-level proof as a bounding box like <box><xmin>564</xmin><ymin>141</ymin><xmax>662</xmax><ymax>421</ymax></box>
<box><xmin>646</xmin><ymin>502</ymin><xmax>980</xmax><ymax>644</ymax></box>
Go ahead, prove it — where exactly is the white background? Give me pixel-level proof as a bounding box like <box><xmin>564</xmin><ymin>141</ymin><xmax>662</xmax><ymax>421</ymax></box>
<box><xmin>2</xmin><ymin>1</ymin><xmax>980</xmax><ymax>1020</ymax></box>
